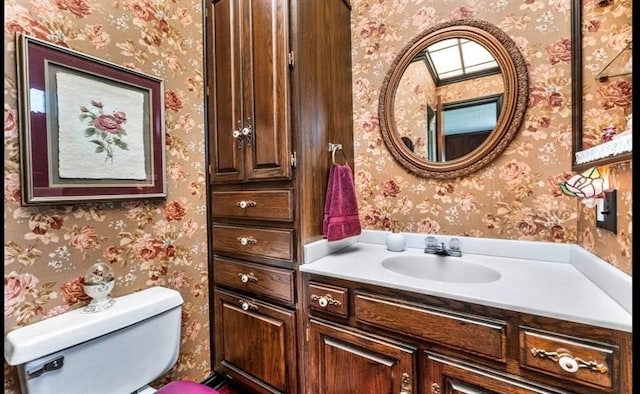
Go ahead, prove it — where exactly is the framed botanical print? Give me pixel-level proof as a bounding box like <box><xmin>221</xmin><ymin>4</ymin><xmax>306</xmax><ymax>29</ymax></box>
<box><xmin>16</xmin><ymin>33</ymin><xmax>167</xmax><ymax>205</ymax></box>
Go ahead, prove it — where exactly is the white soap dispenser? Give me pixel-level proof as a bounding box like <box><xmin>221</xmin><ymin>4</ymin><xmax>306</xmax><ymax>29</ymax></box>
<box><xmin>385</xmin><ymin>220</ymin><xmax>406</xmax><ymax>252</ymax></box>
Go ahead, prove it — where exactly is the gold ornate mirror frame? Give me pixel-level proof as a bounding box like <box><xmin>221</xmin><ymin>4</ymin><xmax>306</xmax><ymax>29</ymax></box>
<box><xmin>379</xmin><ymin>19</ymin><xmax>529</xmax><ymax>179</ymax></box>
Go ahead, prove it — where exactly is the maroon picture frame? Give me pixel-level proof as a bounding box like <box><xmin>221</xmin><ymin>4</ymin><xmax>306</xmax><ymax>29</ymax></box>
<box><xmin>16</xmin><ymin>33</ymin><xmax>167</xmax><ymax>205</ymax></box>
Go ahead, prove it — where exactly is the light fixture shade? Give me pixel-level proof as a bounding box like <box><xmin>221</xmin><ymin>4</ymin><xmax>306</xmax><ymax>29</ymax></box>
<box><xmin>559</xmin><ymin>167</ymin><xmax>605</xmax><ymax>208</ymax></box>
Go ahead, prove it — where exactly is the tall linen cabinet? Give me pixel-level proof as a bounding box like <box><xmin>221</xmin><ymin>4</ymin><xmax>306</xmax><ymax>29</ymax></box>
<box><xmin>205</xmin><ymin>1</ymin><xmax>354</xmax><ymax>393</ymax></box>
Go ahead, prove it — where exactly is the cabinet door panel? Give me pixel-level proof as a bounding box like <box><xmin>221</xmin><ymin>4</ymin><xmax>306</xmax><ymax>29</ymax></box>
<box><xmin>243</xmin><ymin>0</ymin><xmax>291</xmax><ymax>181</ymax></box>
<box><xmin>425</xmin><ymin>352</ymin><xmax>567</xmax><ymax>394</ymax></box>
<box><xmin>309</xmin><ymin>319</ymin><xmax>416</xmax><ymax>394</ymax></box>
<box><xmin>210</xmin><ymin>0</ymin><xmax>244</xmax><ymax>182</ymax></box>
<box><xmin>214</xmin><ymin>289</ymin><xmax>296</xmax><ymax>393</ymax></box>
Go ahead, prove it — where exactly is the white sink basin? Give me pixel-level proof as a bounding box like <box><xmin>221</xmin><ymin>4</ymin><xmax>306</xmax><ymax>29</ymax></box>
<box><xmin>381</xmin><ymin>255</ymin><xmax>501</xmax><ymax>283</ymax></box>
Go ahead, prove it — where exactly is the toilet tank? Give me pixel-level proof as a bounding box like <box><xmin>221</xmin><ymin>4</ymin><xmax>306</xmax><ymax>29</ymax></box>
<box><xmin>4</xmin><ymin>286</ymin><xmax>184</xmax><ymax>394</ymax></box>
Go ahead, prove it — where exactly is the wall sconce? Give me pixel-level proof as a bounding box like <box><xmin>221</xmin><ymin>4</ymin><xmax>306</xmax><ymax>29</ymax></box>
<box><xmin>595</xmin><ymin>168</ymin><xmax>617</xmax><ymax>234</ymax></box>
<box><xmin>559</xmin><ymin>167</ymin><xmax>617</xmax><ymax>233</ymax></box>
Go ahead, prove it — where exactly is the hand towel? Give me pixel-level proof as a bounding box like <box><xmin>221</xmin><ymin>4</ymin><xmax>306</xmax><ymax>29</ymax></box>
<box><xmin>323</xmin><ymin>163</ymin><xmax>362</xmax><ymax>241</ymax></box>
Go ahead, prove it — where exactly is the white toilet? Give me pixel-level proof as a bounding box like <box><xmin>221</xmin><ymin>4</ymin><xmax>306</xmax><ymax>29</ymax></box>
<box><xmin>4</xmin><ymin>286</ymin><xmax>217</xmax><ymax>394</ymax></box>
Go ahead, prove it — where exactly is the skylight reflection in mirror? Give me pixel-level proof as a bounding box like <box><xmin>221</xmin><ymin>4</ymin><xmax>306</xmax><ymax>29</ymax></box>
<box><xmin>424</xmin><ymin>38</ymin><xmax>499</xmax><ymax>85</ymax></box>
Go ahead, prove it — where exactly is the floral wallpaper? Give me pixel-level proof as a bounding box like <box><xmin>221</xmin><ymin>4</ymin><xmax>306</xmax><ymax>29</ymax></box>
<box><xmin>349</xmin><ymin>0</ymin><xmax>631</xmax><ymax>274</ymax></box>
<box><xmin>4</xmin><ymin>0</ymin><xmax>210</xmax><ymax>392</ymax></box>
<box><xmin>2</xmin><ymin>0</ymin><xmax>633</xmax><ymax>393</ymax></box>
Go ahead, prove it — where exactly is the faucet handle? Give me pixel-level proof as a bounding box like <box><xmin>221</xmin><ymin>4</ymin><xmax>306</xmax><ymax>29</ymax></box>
<box><xmin>425</xmin><ymin>236</ymin><xmax>438</xmax><ymax>251</ymax></box>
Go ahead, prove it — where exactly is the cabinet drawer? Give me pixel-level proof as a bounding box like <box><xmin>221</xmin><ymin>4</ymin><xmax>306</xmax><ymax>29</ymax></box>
<box><xmin>212</xmin><ymin>189</ymin><xmax>293</xmax><ymax>221</ymax></box>
<box><xmin>354</xmin><ymin>292</ymin><xmax>507</xmax><ymax>361</ymax></box>
<box><xmin>519</xmin><ymin>327</ymin><xmax>616</xmax><ymax>390</ymax></box>
<box><xmin>307</xmin><ymin>282</ymin><xmax>348</xmax><ymax>318</ymax></box>
<box><xmin>213</xmin><ymin>224</ymin><xmax>294</xmax><ymax>262</ymax></box>
<box><xmin>214</xmin><ymin>256</ymin><xmax>294</xmax><ymax>303</ymax></box>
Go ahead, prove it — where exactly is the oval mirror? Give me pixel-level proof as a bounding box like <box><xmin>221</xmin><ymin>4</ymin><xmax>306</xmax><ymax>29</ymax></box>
<box><xmin>379</xmin><ymin>19</ymin><xmax>529</xmax><ymax>179</ymax></box>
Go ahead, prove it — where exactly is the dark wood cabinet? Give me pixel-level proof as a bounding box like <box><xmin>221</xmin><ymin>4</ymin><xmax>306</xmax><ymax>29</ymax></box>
<box><xmin>206</xmin><ymin>0</ymin><xmax>355</xmax><ymax>392</ymax></box>
<box><xmin>208</xmin><ymin>0</ymin><xmax>291</xmax><ymax>183</ymax></box>
<box><xmin>303</xmin><ymin>274</ymin><xmax>632</xmax><ymax>394</ymax></box>
<box><xmin>308</xmin><ymin>319</ymin><xmax>417</xmax><ymax>394</ymax></box>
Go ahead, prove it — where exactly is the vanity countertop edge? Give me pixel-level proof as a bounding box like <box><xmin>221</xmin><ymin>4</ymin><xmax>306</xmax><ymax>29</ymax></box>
<box><xmin>301</xmin><ymin>230</ymin><xmax>632</xmax><ymax>333</ymax></box>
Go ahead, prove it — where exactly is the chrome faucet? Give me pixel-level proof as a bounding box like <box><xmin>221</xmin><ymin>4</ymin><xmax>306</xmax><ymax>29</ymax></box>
<box><xmin>424</xmin><ymin>236</ymin><xmax>462</xmax><ymax>257</ymax></box>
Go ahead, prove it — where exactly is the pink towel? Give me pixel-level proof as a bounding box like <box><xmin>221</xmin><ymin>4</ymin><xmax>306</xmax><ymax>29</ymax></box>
<box><xmin>323</xmin><ymin>164</ymin><xmax>361</xmax><ymax>241</ymax></box>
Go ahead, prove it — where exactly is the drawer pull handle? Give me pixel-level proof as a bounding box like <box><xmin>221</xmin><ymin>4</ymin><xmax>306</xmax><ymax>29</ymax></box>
<box><xmin>238</xmin><ymin>300</ymin><xmax>258</xmax><ymax>311</ymax></box>
<box><xmin>530</xmin><ymin>347</ymin><xmax>608</xmax><ymax>374</ymax></box>
<box><xmin>237</xmin><ymin>236</ymin><xmax>257</xmax><ymax>246</ymax></box>
<box><xmin>399</xmin><ymin>372</ymin><xmax>412</xmax><ymax>393</ymax></box>
<box><xmin>237</xmin><ymin>200</ymin><xmax>257</xmax><ymax>209</ymax></box>
<box><xmin>430</xmin><ymin>383</ymin><xmax>440</xmax><ymax>394</ymax></box>
<box><xmin>238</xmin><ymin>272</ymin><xmax>259</xmax><ymax>283</ymax></box>
<box><xmin>311</xmin><ymin>294</ymin><xmax>342</xmax><ymax>308</ymax></box>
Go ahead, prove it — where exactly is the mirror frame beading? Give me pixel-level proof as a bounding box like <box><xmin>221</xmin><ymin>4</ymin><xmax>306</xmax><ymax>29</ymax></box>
<box><xmin>379</xmin><ymin>19</ymin><xmax>529</xmax><ymax>179</ymax></box>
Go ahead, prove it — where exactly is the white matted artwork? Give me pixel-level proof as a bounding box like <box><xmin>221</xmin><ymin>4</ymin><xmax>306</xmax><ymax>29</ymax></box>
<box><xmin>56</xmin><ymin>71</ymin><xmax>147</xmax><ymax>180</ymax></box>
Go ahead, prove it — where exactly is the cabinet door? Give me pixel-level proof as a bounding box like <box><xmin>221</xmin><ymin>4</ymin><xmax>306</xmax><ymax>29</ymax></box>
<box><xmin>209</xmin><ymin>0</ymin><xmax>245</xmax><ymax>182</ymax></box>
<box><xmin>425</xmin><ymin>352</ymin><xmax>567</xmax><ymax>394</ymax></box>
<box><xmin>214</xmin><ymin>288</ymin><xmax>297</xmax><ymax>393</ymax></box>
<box><xmin>309</xmin><ymin>319</ymin><xmax>417</xmax><ymax>394</ymax></box>
<box><xmin>209</xmin><ymin>0</ymin><xmax>291</xmax><ymax>183</ymax></box>
<box><xmin>242</xmin><ymin>0</ymin><xmax>291</xmax><ymax>181</ymax></box>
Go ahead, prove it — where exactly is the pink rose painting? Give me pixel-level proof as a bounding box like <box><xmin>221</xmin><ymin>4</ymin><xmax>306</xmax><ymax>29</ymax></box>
<box><xmin>80</xmin><ymin>100</ymin><xmax>129</xmax><ymax>163</ymax></box>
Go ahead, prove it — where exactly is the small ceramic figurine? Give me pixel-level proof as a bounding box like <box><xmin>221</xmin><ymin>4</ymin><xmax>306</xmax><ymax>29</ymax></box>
<box><xmin>602</xmin><ymin>125</ymin><xmax>616</xmax><ymax>142</ymax></box>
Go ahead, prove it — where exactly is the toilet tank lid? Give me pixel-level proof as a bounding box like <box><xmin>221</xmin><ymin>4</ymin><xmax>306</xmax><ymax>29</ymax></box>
<box><xmin>4</xmin><ymin>286</ymin><xmax>183</xmax><ymax>366</ymax></box>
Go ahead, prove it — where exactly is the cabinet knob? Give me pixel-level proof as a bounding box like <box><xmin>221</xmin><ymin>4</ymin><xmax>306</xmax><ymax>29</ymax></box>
<box><xmin>238</xmin><ymin>300</ymin><xmax>258</xmax><ymax>311</ymax></box>
<box><xmin>233</xmin><ymin>120</ymin><xmax>243</xmax><ymax>149</ymax></box>
<box><xmin>237</xmin><ymin>236</ymin><xmax>257</xmax><ymax>246</ymax></box>
<box><xmin>237</xmin><ymin>200</ymin><xmax>257</xmax><ymax>209</ymax></box>
<box><xmin>238</xmin><ymin>272</ymin><xmax>259</xmax><ymax>283</ymax></box>
<box><xmin>530</xmin><ymin>347</ymin><xmax>608</xmax><ymax>374</ymax></box>
<box><xmin>558</xmin><ymin>354</ymin><xmax>579</xmax><ymax>373</ymax></box>
<box><xmin>310</xmin><ymin>294</ymin><xmax>342</xmax><ymax>308</ymax></box>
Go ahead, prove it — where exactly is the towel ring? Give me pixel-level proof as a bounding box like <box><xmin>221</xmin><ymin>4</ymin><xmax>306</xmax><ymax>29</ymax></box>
<box><xmin>331</xmin><ymin>146</ymin><xmax>348</xmax><ymax>165</ymax></box>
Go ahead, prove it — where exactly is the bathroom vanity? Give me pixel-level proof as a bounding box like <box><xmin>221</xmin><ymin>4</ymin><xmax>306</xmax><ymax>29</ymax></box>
<box><xmin>300</xmin><ymin>232</ymin><xmax>632</xmax><ymax>394</ymax></box>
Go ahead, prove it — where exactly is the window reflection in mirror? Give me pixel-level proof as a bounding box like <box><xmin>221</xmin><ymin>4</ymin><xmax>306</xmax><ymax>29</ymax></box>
<box><xmin>441</xmin><ymin>94</ymin><xmax>503</xmax><ymax>160</ymax></box>
<box><xmin>394</xmin><ymin>45</ymin><xmax>504</xmax><ymax>163</ymax></box>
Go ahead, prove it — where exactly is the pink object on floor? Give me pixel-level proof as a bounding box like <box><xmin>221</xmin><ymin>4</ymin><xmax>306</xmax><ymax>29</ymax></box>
<box><xmin>157</xmin><ymin>380</ymin><xmax>220</xmax><ymax>394</ymax></box>
<box><xmin>322</xmin><ymin>163</ymin><xmax>362</xmax><ymax>241</ymax></box>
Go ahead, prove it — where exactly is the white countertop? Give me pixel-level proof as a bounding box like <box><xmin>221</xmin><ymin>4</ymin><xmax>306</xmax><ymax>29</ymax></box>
<box><xmin>301</xmin><ymin>231</ymin><xmax>632</xmax><ymax>333</ymax></box>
